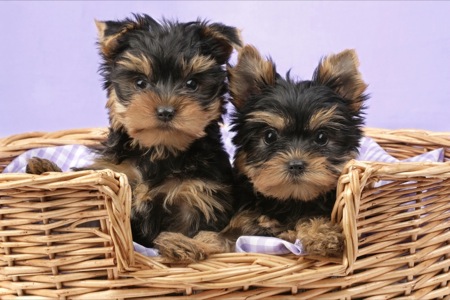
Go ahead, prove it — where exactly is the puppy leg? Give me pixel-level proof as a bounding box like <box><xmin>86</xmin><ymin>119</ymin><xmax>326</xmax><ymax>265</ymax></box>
<box><xmin>26</xmin><ymin>157</ymin><xmax>62</xmax><ymax>174</ymax></box>
<box><xmin>220</xmin><ymin>209</ymin><xmax>285</xmax><ymax>242</ymax></box>
<box><xmin>256</xmin><ymin>215</ymin><xmax>286</xmax><ymax>236</ymax></box>
<box><xmin>154</xmin><ymin>211</ymin><xmax>289</xmax><ymax>262</ymax></box>
<box><xmin>153</xmin><ymin>211</ymin><xmax>265</xmax><ymax>262</ymax></box>
<box><xmin>280</xmin><ymin>217</ymin><xmax>344</xmax><ymax>257</ymax></box>
<box><xmin>153</xmin><ymin>231</ymin><xmax>228</xmax><ymax>262</ymax></box>
<box><xmin>277</xmin><ymin>230</ymin><xmax>298</xmax><ymax>243</ymax></box>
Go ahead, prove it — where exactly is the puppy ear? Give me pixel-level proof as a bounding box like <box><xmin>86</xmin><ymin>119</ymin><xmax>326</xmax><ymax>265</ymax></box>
<box><xmin>228</xmin><ymin>45</ymin><xmax>277</xmax><ymax>110</ymax></box>
<box><xmin>313</xmin><ymin>49</ymin><xmax>368</xmax><ymax>112</ymax></box>
<box><xmin>199</xmin><ymin>22</ymin><xmax>243</xmax><ymax>65</ymax></box>
<box><xmin>95</xmin><ymin>14</ymin><xmax>158</xmax><ymax>59</ymax></box>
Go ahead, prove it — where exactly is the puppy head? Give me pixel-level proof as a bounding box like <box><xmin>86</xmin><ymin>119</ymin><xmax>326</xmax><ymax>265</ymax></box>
<box><xmin>95</xmin><ymin>14</ymin><xmax>242</xmax><ymax>151</ymax></box>
<box><xmin>229</xmin><ymin>45</ymin><xmax>368</xmax><ymax>202</ymax></box>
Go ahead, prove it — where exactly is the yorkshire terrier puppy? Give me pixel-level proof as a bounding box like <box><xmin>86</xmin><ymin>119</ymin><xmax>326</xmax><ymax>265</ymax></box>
<box><xmin>222</xmin><ymin>45</ymin><xmax>368</xmax><ymax>257</ymax></box>
<box><xmin>162</xmin><ymin>45</ymin><xmax>368</xmax><ymax>260</ymax></box>
<box><xmin>27</xmin><ymin>14</ymin><xmax>242</xmax><ymax>261</ymax></box>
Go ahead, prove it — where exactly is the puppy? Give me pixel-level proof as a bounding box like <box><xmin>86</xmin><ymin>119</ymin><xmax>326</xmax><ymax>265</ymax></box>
<box><xmin>160</xmin><ymin>45</ymin><xmax>368</xmax><ymax>260</ymax></box>
<box><xmin>222</xmin><ymin>45</ymin><xmax>368</xmax><ymax>257</ymax></box>
<box><xmin>27</xmin><ymin>14</ymin><xmax>242</xmax><ymax>261</ymax></box>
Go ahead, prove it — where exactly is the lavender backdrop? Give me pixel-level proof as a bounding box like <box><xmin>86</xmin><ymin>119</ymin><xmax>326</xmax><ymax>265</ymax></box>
<box><xmin>1</xmin><ymin>1</ymin><xmax>449</xmax><ymax>137</ymax></box>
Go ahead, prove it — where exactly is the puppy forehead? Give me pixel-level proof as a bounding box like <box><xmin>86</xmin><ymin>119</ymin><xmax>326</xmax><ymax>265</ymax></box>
<box><xmin>122</xmin><ymin>31</ymin><xmax>218</xmax><ymax>77</ymax></box>
<box><xmin>247</xmin><ymin>83</ymin><xmax>345</xmax><ymax>130</ymax></box>
<box><xmin>116</xmin><ymin>51</ymin><xmax>152</xmax><ymax>76</ymax></box>
<box><xmin>246</xmin><ymin>111</ymin><xmax>286</xmax><ymax>130</ymax></box>
<box><xmin>129</xmin><ymin>23</ymin><xmax>203</xmax><ymax>56</ymax></box>
<box><xmin>118</xmin><ymin>50</ymin><xmax>216</xmax><ymax>75</ymax></box>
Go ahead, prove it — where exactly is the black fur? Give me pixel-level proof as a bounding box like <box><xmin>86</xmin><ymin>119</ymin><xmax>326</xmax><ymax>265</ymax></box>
<box><xmin>127</xmin><ymin>123</ymin><xmax>234</xmax><ymax>246</ymax></box>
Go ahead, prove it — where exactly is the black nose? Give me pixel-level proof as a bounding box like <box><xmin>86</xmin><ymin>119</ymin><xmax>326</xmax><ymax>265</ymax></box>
<box><xmin>156</xmin><ymin>106</ymin><xmax>175</xmax><ymax>122</ymax></box>
<box><xmin>288</xmin><ymin>160</ymin><xmax>305</xmax><ymax>175</ymax></box>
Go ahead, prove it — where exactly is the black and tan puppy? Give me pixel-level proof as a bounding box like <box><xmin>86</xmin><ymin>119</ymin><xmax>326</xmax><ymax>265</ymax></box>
<box><xmin>159</xmin><ymin>45</ymin><xmax>368</xmax><ymax>260</ymax></box>
<box><xmin>27</xmin><ymin>14</ymin><xmax>242</xmax><ymax>261</ymax></box>
<box><xmin>221</xmin><ymin>45</ymin><xmax>368</xmax><ymax>257</ymax></box>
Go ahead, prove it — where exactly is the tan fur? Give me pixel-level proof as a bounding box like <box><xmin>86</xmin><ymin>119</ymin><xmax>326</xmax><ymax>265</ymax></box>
<box><xmin>106</xmin><ymin>89</ymin><xmax>125</xmax><ymax>131</ymax></box>
<box><xmin>308</xmin><ymin>106</ymin><xmax>346</xmax><ymax>131</ymax></box>
<box><xmin>233</xmin><ymin>151</ymin><xmax>248</xmax><ymax>176</ymax></box>
<box><xmin>279</xmin><ymin>217</ymin><xmax>344</xmax><ymax>257</ymax></box>
<box><xmin>88</xmin><ymin>158</ymin><xmax>141</xmax><ymax>183</ymax></box>
<box><xmin>193</xmin><ymin>231</ymin><xmax>231</xmax><ymax>251</ymax></box>
<box><xmin>132</xmin><ymin>178</ymin><xmax>230</xmax><ymax>223</ymax></box>
<box><xmin>201</xmin><ymin>26</ymin><xmax>242</xmax><ymax>51</ymax></box>
<box><xmin>246</xmin><ymin>150</ymin><xmax>339</xmax><ymax>201</ymax></box>
<box><xmin>26</xmin><ymin>157</ymin><xmax>62</xmax><ymax>174</ymax></box>
<box><xmin>153</xmin><ymin>232</ymin><xmax>209</xmax><ymax>262</ymax></box>
<box><xmin>154</xmin><ymin>231</ymin><xmax>228</xmax><ymax>262</ymax></box>
<box><xmin>94</xmin><ymin>20</ymin><xmax>107</xmax><ymax>41</ymax></box>
<box><xmin>145</xmin><ymin>145</ymin><xmax>180</xmax><ymax>162</ymax></box>
<box><xmin>256</xmin><ymin>215</ymin><xmax>286</xmax><ymax>236</ymax></box>
<box><xmin>182</xmin><ymin>55</ymin><xmax>217</xmax><ymax>76</ymax></box>
<box><xmin>117</xmin><ymin>52</ymin><xmax>152</xmax><ymax>77</ymax></box>
<box><xmin>106</xmin><ymin>90</ymin><xmax>222</xmax><ymax>151</ymax></box>
<box><xmin>247</xmin><ymin>111</ymin><xmax>286</xmax><ymax>131</ymax></box>
<box><xmin>228</xmin><ymin>45</ymin><xmax>276</xmax><ymax>109</ymax></box>
<box><xmin>132</xmin><ymin>182</ymin><xmax>151</xmax><ymax>208</ymax></box>
<box><xmin>95</xmin><ymin>19</ymin><xmax>146</xmax><ymax>59</ymax></box>
<box><xmin>316</xmin><ymin>49</ymin><xmax>368</xmax><ymax>112</ymax></box>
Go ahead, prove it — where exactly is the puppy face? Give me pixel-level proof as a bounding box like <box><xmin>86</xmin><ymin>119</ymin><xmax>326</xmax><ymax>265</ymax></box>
<box><xmin>229</xmin><ymin>46</ymin><xmax>368</xmax><ymax>202</ymax></box>
<box><xmin>96</xmin><ymin>14</ymin><xmax>242</xmax><ymax>152</ymax></box>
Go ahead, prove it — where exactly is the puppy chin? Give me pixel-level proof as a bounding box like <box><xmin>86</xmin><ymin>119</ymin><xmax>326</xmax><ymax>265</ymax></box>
<box><xmin>128</xmin><ymin>126</ymin><xmax>202</xmax><ymax>150</ymax></box>
<box><xmin>256</xmin><ymin>181</ymin><xmax>326</xmax><ymax>202</ymax></box>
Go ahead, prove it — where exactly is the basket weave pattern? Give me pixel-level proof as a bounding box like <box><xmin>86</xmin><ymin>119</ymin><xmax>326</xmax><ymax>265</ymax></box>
<box><xmin>1</xmin><ymin>128</ymin><xmax>450</xmax><ymax>299</ymax></box>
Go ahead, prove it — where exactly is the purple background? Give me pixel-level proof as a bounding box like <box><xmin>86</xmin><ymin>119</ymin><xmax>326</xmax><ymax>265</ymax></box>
<box><xmin>1</xmin><ymin>1</ymin><xmax>449</xmax><ymax>137</ymax></box>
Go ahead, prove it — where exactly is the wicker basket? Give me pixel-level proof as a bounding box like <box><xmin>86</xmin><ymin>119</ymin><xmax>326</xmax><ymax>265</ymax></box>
<box><xmin>1</xmin><ymin>128</ymin><xmax>450</xmax><ymax>299</ymax></box>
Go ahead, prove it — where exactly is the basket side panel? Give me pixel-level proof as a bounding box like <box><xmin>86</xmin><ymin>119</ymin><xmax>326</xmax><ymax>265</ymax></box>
<box><xmin>345</xmin><ymin>162</ymin><xmax>450</xmax><ymax>298</ymax></box>
<box><xmin>0</xmin><ymin>171</ymin><xmax>126</xmax><ymax>298</ymax></box>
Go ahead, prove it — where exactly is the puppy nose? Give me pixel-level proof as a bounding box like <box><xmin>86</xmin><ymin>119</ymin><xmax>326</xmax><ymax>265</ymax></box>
<box><xmin>288</xmin><ymin>160</ymin><xmax>305</xmax><ymax>175</ymax></box>
<box><xmin>156</xmin><ymin>106</ymin><xmax>175</xmax><ymax>122</ymax></box>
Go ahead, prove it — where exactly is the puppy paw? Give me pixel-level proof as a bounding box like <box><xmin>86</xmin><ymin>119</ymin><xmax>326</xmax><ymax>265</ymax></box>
<box><xmin>258</xmin><ymin>215</ymin><xmax>280</xmax><ymax>229</ymax></box>
<box><xmin>257</xmin><ymin>215</ymin><xmax>286</xmax><ymax>236</ymax></box>
<box><xmin>194</xmin><ymin>231</ymin><xmax>231</xmax><ymax>253</ymax></box>
<box><xmin>153</xmin><ymin>232</ymin><xmax>207</xmax><ymax>262</ymax></box>
<box><xmin>26</xmin><ymin>157</ymin><xmax>62</xmax><ymax>174</ymax></box>
<box><xmin>295</xmin><ymin>217</ymin><xmax>344</xmax><ymax>257</ymax></box>
<box><xmin>278</xmin><ymin>230</ymin><xmax>298</xmax><ymax>243</ymax></box>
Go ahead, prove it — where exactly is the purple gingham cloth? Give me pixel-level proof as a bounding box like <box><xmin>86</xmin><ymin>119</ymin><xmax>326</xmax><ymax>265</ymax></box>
<box><xmin>357</xmin><ymin>136</ymin><xmax>444</xmax><ymax>187</ymax></box>
<box><xmin>236</xmin><ymin>236</ymin><xmax>304</xmax><ymax>255</ymax></box>
<box><xmin>3</xmin><ymin>144</ymin><xmax>97</xmax><ymax>173</ymax></box>
<box><xmin>133</xmin><ymin>242</ymin><xmax>160</xmax><ymax>257</ymax></box>
<box><xmin>2</xmin><ymin>135</ymin><xmax>445</xmax><ymax>257</ymax></box>
<box><xmin>357</xmin><ymin>136</ymin><xmax>444</xmax><ymax>163</ymax></box>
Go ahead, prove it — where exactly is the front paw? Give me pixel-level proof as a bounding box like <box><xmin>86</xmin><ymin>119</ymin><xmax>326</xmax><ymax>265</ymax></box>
<box><xmin>26</xmin><ymin>157</ymin><xmax>62</xmax><ymax>174</ymax></box>
<box><xmin>257</xmin><ymin>215</ymin><xmax>286</xmax><ymax>236</ymax></box>
<box><xmin>295</xmin><ymin>217</ymin><xmax>344</xmax><ymax>257</ymax></box>
<box><xmin>153</xmin><ymin>232</ymin><xmax>207</xmax><ymax>262</ymax></box>
<box><xmin>278</xmin><ymin>230</ymin><xmax>298</xmax><ymax>243</ymax></box>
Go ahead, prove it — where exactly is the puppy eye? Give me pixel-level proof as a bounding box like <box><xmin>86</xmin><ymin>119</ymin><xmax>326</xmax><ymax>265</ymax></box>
<box><xmin>185</xmin><ymin>79</ymin><xmax>198</xmax><ymax>91</ymax></box>
<box><xmin>264</xmin><ymin>128</ymin><xmax>278</xmax><ymax>145</ymax></box>
<box><xmin>135</xmin><ymin>79</ymin><xmax>149</xmax><ymax>90</ymax></box>
<box><xmin>314</xmin><ymin>131</ymin><xmax>328</xmax><ymax>146</ymax></box>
